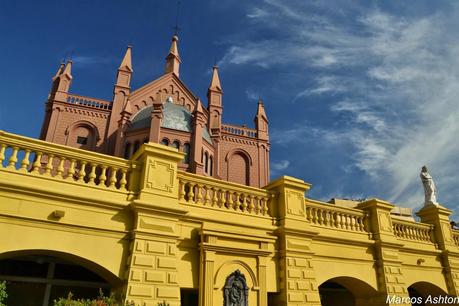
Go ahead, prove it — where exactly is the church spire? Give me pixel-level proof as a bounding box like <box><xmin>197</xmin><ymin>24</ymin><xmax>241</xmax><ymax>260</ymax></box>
<box><xmin>62</xmin><ymin>60</ymin><xmax>72</xmax><ymax>79</ymax></box>
<box><xmin>255</xmin><ymin>97</ymin><xmax>269</xmax><ymax>141</ymax></box>
<box><xmin>165</xmin><ymin>35</ymin><xmax>181</xmax><ymax>77</ymax></box>
<box><xmin>119</xmin><ymin>45</ymin><xmax>133</xmax><ymax>72</ymax></box>
<box><xmin>208</xmin><ymin>65</ymin><xmax>222</xmax><ymax>92</ymax></box>
<box><xmin>52</xmin><ymin>62</ymin><xmax>65</xmax><ymax>80</ymax></box>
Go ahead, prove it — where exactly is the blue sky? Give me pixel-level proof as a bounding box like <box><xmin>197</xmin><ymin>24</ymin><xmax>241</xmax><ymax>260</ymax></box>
<box><xmin>1</xmin><ymin>0</ymin><xmax>458</xmax><ymax>213</ymax></box>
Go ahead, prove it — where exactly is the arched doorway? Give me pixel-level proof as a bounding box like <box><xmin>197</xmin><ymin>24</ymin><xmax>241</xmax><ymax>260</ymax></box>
<box><xmin>408</xmin><ymin>282</ymin><xmax>451</xmax><ymax>306</ymax></box>
<box><xmin>319</xmin><ymin>277</ymin><xmax>381</xmax><ymax>306</ymax></box>
<box><xmin>0</xmin><ymin>251</ymin><xmax>120</xmax><ymax>306</ymax></box>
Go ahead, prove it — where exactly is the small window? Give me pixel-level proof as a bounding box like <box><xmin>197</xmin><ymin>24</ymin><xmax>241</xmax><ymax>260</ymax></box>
<box><xmin>143</xmin><ymin>138</ymin><xmax>148</xmax><ymax>143</ymax></box>
<box><xmin>76</xmin><ymin>136</ymin><xmax>88</xmax><ymax>145</ymax></box>
<box><xmin>172</xmin><ymin>140</ymin><xmax>180</xmax><ymax>149</ymax></box>
<box><xmin>183</xmin><ymin>143</ymin><xmax>190</xmax><ymax>164</ymax></box>
<box><xmin>209</xmin><ymin>156</ymin><xmax>213</xmax><ymax>176</ymax></box>
<box><xmin>124</xmin><ymin>143</ymin><xmax>131</xmax><ymax>159</ymax></box>
<box><xmin>161</xmin><ymin>138</ymin><xmax>169</xmax><ymax>146</ymax></box>
<box><xmin>204</xmin><ymin>152</ymin><xmax>209</xmax><ymax>173</ymax></box>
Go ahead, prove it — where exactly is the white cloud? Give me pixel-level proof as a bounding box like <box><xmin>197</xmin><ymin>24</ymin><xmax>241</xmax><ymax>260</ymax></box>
<box><xmin>272</xmin><ymin>160</ymin><xmax>290</xmax><ymax>171</ymax></box>
<box><xmin>221</xmin><ymin>1</ymin><xmax>459</xmax><ymax>210</ymax></box>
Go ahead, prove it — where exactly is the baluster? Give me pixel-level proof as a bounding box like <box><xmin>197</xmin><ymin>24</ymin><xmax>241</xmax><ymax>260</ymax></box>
<box><xmin>7</xmin><ymin>147</ymin><xmax>19</xmax><ymax>170</ymax></box>
<box><xmin>87</xmin><ymin>163</ymin><xmax>97</xmax><ymax>184</ymax></box>
<box><xmin>332</xmin><ymin>212</ymin><xmax>338</xmax><ymax>228</ymax></box>
<box><xmin>240</xmin><ymin>194</ymin><xmax>247</xmax><ymax>212</ymax></box>
<box><xmin>44</xmin><ymin>154</ymin><xmax>54</xmax><ymax>176</ymax></box>
<box><xmin>310</xmin><ymin>208</ymin><xmax>316</xmax><ymax>224</ymax></box>
<box><xmin>109</xmin><ymin>167</ymin><xmax>119</xmax><ymax>188</ymax></box>
<box><xmin>179</xmin><ymin>180</ymin><xmax>186</xmax><ymax>201</ymax></box>
<box><xmin>78</xmin><ymin>161</ymin><xmax>88</xmax><ymax>183</ymax></box>
<box><xmin>261</xmin><ymin>198</ymin><xmax>268</xmax><ymax>215</ymax></box>
<box><xmin>233</xmin><ymin>192</ymin><xmax>240</xmax><ymax>210</ymax></box>
<box><xmin>305</xmin><ymin>206</ymin><xmax>311</xmax><ymax>222</ymax></box>
<box><xmin>248</xmin><ymin>195</ymin><xmax>254</xmax><ymax>213</ymax></box>
<box><xmin>99</xmin><ymin>166</ymin><xmax>107</xmax><ymax>186</ymax></box>
<box><xmin>211</xmin><ymin>187</ymin><xmax>218</xmax><ymax>206</ymax></box>
<box><xmin>195</xmin><ymin>184</ymin><xmax>203</xmax><ymax>204</ymax></box>
<box><xmin>19</xmin><ymin>149</ymin><xmax>31</xmax><ymax>172</ymax></box>
<box><xmin>0</xmin><ymin>144</ymin><xmax>6</xmax><ymax>167</ymax></box>
<box><xmin>32</xmin><ymin>152</ymin><xmax>43</xmax><ymax>174</ymax></box>
<box><xmin>188</xmin><ymin>183</ymin><xmax>195</xmax><ymax>203</ymax></box>
<box><xmin>317</xmin><ymin>209</ymin><xmax>324</xmax><ymax>225</ymax></box>
<box><xmin>204</xmin><ymin>186</ymin><xmax>211</xmax><ymax>205</ymax></box>
<box><xmin>227</xmin><ymin>191</ymin><xmax>234</xmax><ymax>209</ymax></box>
<box><xmin>345</xmin><ymin>215</ymin><xmax>351</xmax><ymax>230</ymax></box>
<box><xmin>56</xmin><ymin>156</ymin><xmax>65</xmax><ymax>178</ymax></box>
<box><xmin>218</xmin><ymin>189</ymin><xmax>225</xmax><ymax>207</ymax></box>
<box><xmin>324</xmin><ymin>211</ymin><xmax>330</xmax><ymax>227</ymax></box>
<box><xmin>336</xmin><ymin>213</ymin><xmax>342</xmax><ymax>229</ymax></box>
<box><xmin>67</xmin><ymin>159</ymin><xmax>76</xmax><ymax>181</ymax></box>
<box><xmin>350</xmin><ymin>216</ymin><xmax>356</xmax><ymax>231</ymax></box>
<box><xmin>120</xmin><ymin>169</ymin><xmax>127</xmax><ymax>191</ymax></box>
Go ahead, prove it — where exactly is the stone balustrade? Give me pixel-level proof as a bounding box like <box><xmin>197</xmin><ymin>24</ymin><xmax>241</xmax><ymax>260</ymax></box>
<box><xmin>221</xmin><ymin>124</ymin><xmax>257</xmax><ymax>138</ymax></box>
<box><xmin>0</xmin><ymin>131</ymin><xmax>130</xmax><ymax>191</ymax></box>
<box><xmin>67</xmin><ymin>94</ymin><xmax>112</xmax><ymax>110</ymax></box>
<box><xmin>453</xmin><ymin>230</ymin><xmax>459</xmax><ymax>246</ymax></box>
<box><xmin>178</xmin><ymin>171</ymin><xmax>271</xmax><ymax>216</ymax></box>
<box><xmin>392</xmin><ymin>219</ymin><xmax>434</xmax><ymax>243</ymax></box>
<box><xmin>305</xmin><ymin>200</ymin><xmax>367</xmax><ymax>232</ymax></box>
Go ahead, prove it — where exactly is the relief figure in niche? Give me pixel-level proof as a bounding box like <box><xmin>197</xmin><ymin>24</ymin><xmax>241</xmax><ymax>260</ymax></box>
<box><xmin>224</xmin><ymin>269</ymin><xmax>248</xmax><ymax>306</ymax></box>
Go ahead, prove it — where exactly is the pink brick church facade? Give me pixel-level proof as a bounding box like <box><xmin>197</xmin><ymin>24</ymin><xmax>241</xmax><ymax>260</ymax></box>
<box><xmin>39</xmin><ymin>35</ymin><xmax>270</xmax><ymax>187</ymax></box>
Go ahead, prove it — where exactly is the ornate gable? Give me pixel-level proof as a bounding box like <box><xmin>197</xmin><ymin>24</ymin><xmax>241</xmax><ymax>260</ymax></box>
<box><xmin>129</xmin><ymin>73</ymin><xmax>199</xmax><ymax>116</ymax></box>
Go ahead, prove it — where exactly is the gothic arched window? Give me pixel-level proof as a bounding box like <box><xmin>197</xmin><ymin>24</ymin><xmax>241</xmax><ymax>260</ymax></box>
<box><xmin>183</xmin><ymin>143</ymin><xmax>190</xmax><ymax>164</ymax></box>
<box><xmin>161</xmin><ymin>138</ymin><xmax>169</xmax><ymax>146</ymax></box>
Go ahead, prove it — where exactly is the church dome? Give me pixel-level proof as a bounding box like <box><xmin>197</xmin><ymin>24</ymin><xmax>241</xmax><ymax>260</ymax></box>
<box><xmin>128</xmin><ymin>101</ymin><xmax>212</xmax><ymax>143</ymax></box>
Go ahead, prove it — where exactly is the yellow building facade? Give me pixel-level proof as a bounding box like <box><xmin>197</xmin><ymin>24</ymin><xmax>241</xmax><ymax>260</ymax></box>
<box><xmin>1</xmin><ymin>130</ymin><xmax>459</xmax><ymax>306</ymax></box>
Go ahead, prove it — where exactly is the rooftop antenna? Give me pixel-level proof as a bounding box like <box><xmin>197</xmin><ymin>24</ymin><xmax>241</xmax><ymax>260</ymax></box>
<box><xmin>173</xmin><ymin>0</ymin><xmax>181</xmax><ymax>36</ymax></box>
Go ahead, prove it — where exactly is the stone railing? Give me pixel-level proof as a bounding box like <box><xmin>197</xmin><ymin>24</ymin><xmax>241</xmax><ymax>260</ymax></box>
<box><xmin>67</xmin><ymin>94</ymin><xmax>112</xmax><ymax>110</ymax></box>
<box><xmin>178</xmin><ymin>171</ymin><xmax>271</xmax><ymax>217</ymax></box>
<box><xmin>221</xmin><ymin>124</ymin><xmax>257</xmax><ymax>138</ymax></box>
<box><xmin>453</xmin><ymin>230</ymin><xmax>459</xmax><ymax>246</ymax></box>
<box><xmin>0</xmin><ymin>131</ymin><xmax>130</xmax><ymax>191</ymax></box>
<box><xmin>305</xmin><ymin>200</ymin><xmax>367</xmax><ymax>232</ymax></box>
<box><xmin>392</xmin><ymin>219</ymin><xmax>433</xmax><ymax>243</ymax></box>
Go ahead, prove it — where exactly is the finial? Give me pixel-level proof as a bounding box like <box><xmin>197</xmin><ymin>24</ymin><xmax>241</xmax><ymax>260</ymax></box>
<box><xmin>173</xmin><ymin>0</ymin><xmax>181</xmax><ymax>36</ymax></box>
<box><xmin>213</xmin><ymin>57</ymin><xmax>218</xmax><ymax>68</ymax></box>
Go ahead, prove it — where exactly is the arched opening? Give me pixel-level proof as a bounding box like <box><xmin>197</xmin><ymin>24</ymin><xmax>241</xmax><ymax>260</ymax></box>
<box><xmin>319</xmin><ymin>277</ymin><xmax>380</xmax><ymax>306</ymax></box>
<box><xmin>227</xmin><ymin>151</ymin><xmax>250</xmax><ymax>186</ymax></box>
<box><xmin>204</xmin><ymin>152</ymin><xmax>209</xmax><ymax>174</ymax></box>
<box><xmin>161</xmin><ymin>138</ymin><xmax>169</xmax><ymax>146</ymax></box>
<box><xmin>171</xmin><ymin>140</ymin><xmax>180</xmax><ymax>150</ymax></box>
<box><xmin>183</xmin><ymin>143</ymin><xmax>190</xmax><ymax>164</ymax></box>
<box><xmin>123</xmin><ymin>142</ymin><xmax>131</xmax><ymax>159</ymax></box>
<box><xmin>0</xmin><ymin>251</ymin><xmax>120</xmax><ymax>306</ymax></box>
<box><xmin>209</xmin><ymin>156</ymin><xmax>213</xmax><ymax>176</ymax></box>
<box><xmin>408</xmin><ymin>282</ymin><xmax>451</xmax><ymax>306</ymax></box>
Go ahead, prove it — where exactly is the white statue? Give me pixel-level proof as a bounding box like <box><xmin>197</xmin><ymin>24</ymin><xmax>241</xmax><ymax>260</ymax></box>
<box><xmin>420</xmin><ymin>166</ymin><xmax>438</xmax><ymax>206</ymax></box>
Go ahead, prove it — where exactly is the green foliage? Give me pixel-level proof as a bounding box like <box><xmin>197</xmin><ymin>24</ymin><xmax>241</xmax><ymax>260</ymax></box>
<box><xmin>0</xmin><ymin>281</ymin><xmax>7</xmax><ymax>306</ymax></box>
<box><xmin>53</xmin><ymin>289</ymin><xmax>130</xmax><ymax>306</ymax></box>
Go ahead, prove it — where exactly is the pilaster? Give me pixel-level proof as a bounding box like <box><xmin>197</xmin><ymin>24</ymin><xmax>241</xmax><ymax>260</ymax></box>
<box><xmin>125</xmin><ymin>142</ymin><xmax>187</xmax><ymax>306</ymax></box>
<box><xmin>358</xmin><ymin>199</ymin><xmax>410</xmax><ymax>306</ymax></box>
<box><xmin>417</xmin><ymin>204</ymin><xmax>459</xmax><ymax>295</ymax></box>
<box><xmin>265</xmin><ymin>176</ymin><xmax>321</xmax><ymax>306</ymax></box>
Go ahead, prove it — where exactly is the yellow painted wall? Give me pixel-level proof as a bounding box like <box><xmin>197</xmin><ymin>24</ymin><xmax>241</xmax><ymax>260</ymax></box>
<box><xmin>1</xmin><ymin>131</ymin><xmax>459</xmax><ymax>305</ymax></box>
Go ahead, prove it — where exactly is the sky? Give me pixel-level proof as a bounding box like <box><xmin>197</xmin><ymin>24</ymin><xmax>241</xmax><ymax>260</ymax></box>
<box><xmin>1</xmin><ymin>0</ymin><xmax>458</xmax><ymax>214</ymax></box>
